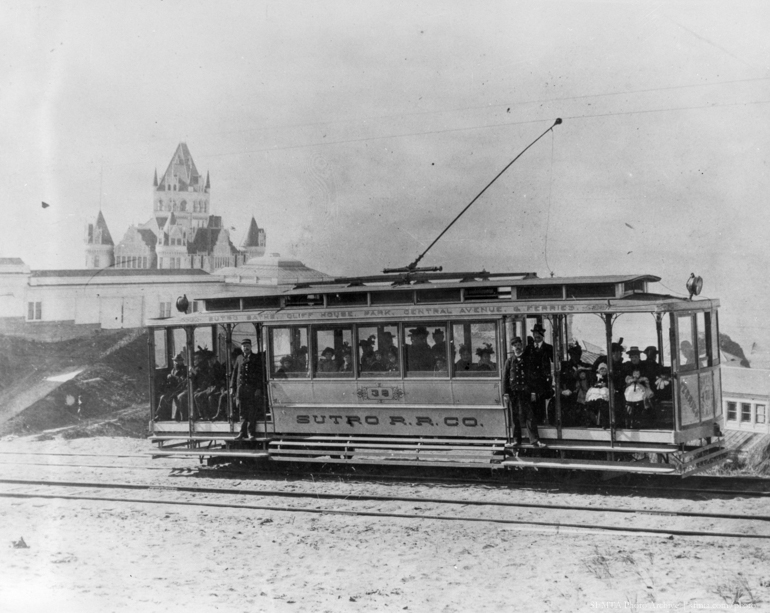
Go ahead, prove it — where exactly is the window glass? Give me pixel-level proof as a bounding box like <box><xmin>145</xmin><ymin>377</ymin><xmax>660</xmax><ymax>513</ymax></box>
<box><xmin>727</xmin><ymin>401</ymin><xmax>736</xmax><ymax>421</ymax></box>
<box><xmin>194</xmin><ymin>326</ymin><xmax>214</xmax><ymax>352</ymax></box>
<box><xmin>358</xmin><ymin>324</ymin><xmax>400</xmax><ymax>377</ymax></box>
<box><xmin>269</xmin><ymin>327</ymin><xmax>309</xmax><ymax>378</ymax></box>
<box><xmin>404</xmin><ymin>323</ymin><xmax>447</xmax><ymax>377</ymax></box>
<box><xmin>154</xmin><ymin>330</ymin><xmax>167</xmax><ymax>369</ymax></box>
<box><xmin>757</xmin><ymin>404</ymin><xmax>766</xmax><ymax>424</ymax></box>
<box><xmin>741</xmin><ymin>403</ymin><xmax>751</xmax><ymax>423</ymax></box>
<box><xmin>677</xmin><ymin>315</ymin><xmax>696</xmax><ymax>371</ymax></box>
<box><xmin>696</xmin><ymin>312</ymin><xmax>709</xmax><ymax>368</ymax></box>
<box><xmin>451</xmin><ymin>322</ymin><xmax>499</xmax><ymax>377</ymax></box>
<box><xmin>171</xmin><ymin>329</ymin><xmax>187</xmax><ymax>365</ymax></box>
<box><xmin>313</xmin><ymin>326</ymin><xmax>353</xmax><ymax>377</ymax></box>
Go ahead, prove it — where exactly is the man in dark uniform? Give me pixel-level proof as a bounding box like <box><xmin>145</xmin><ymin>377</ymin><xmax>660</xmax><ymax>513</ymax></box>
<box><xmin>230</xmin><ymin>338</ymin><xmax>264</xmax><ymax>441</ymax></box>
<box><xmin>502</xmin><ymin>337</ymin><xmax>546</xmax><ymax>448</ymax></box>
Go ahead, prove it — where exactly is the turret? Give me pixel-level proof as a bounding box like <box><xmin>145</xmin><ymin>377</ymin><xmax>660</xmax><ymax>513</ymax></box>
<box><xmin>84</xmin><ymin>211</ymin><xmax>114</xmax><ymax>269</ymax></box>
<box><xmin>241</xmin><ymin>216</ymin><xmax>266</xmax><ymax>260</ymax></box>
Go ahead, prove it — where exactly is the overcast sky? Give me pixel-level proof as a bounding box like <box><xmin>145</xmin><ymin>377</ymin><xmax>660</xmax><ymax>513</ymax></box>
<box><xmin>2</xmin><ymin>1</ymin><xmax>769</xmax><ymax>349</ymax></box>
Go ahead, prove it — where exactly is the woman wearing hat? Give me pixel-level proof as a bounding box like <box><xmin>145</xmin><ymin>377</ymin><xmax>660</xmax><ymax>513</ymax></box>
<box><xmin>405</xmin><ymin>326</ymin><xmax>434</xmax><ymax>372</ymax></box>
<box><xmin>317</xmin><ymin>347</ymin><xmax>339</xmax><ymax>373</ymax></box>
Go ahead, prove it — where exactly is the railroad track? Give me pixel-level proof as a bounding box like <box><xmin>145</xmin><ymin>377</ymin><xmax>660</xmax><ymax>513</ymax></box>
<box><xmin>0</xmin><ymin>451</ymin><xmax>768</xmax><ymax>499</ymax></box>
<box><xmin>1</xmin><ymin>476</ymin><xmax>769</xmax><ymax>541</ymax></box>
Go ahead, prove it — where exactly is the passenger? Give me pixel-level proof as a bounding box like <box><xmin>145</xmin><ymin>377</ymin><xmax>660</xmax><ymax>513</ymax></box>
<box><xmin>433</xmin><ymin>355</ymin><xmax>448</xmax><ymax>374</ymax></box>
<box><xmin>207</xmin><ymin>353</ymin><xmax>230</xmax><ymax>421</ymax></box>
<box><xmin>585</xmin><ymin>372</ymin><xmax>610</xmax><ymax>428</ymax></box>
<box><xmin>431</xmin><ymin>329</ymin><xmax>447</xmax><ymax>361</ymax></box>
<box><xmin>317</xmin><ymin>347</ymin><xmax>338</xmax><ymax>373</ymax></box>
<box><xmin>454</xmin><ymin>344</ymin><xmax>473</xmax><ymax>372</ymax></box>
<box><xmin>174</xmin><ymin>349</ymin><xmax>212</xmax><ymax>421</ymax></box>
<box><xmin>274</xmin><ymin>355</ymin><xmax>292</xmax><ymax>379</ymax></box>
<box><xmin>405</xmin><ymin>326</ymin><xmax>434</xmax><ymax>371</ymax></box>
<box><xmin>359</xmin><ymin>336</ymin><xmax>377</xmax><ymax>370</ymax></box>
<box><xmin>231</xmin><ymin>338</ymin><xmax>264</xmax><ymax>441</ymax></box>
<box><xmin>294</xmin><ymin>346</ymin><xmax>309</xmax><ymax>373</ymax></box>
<box><xmin>367</xmin><ymin>350</ymin><xmax>387</xmax><ymax>372</ymax></box>
<box><xmin>560</xmin><ymin>343</ymin><xmax>591</xmax><ymax>427</ymax></box>
<box><xmin>502</xmin><ymin>337</ymin><xmax>546</xmax><ymax>449</ymax></box>
<box><xmin>339</xmin><ymin>351</ymin><xmax>354</xmax><ymax>373</ymax></box>
<box><xmin>380</xmin><ymin>331</ymin><xmax>399</xmax><ymax>361</ymax></box>
<box><xmin>385</xmin><ymin>352</ymin><xmax>400</xmax><ymax>374</ymax></box>
<box><xmin>644</xmin><ymin>345</ymin><xmax>671</xmax><ymax>402</ymax></box>
<box><xmin>622</xmin><ymin>346</ymin><xmax>653</xmax><ymax>380</ymax></box>
<box><xmin>679</xmin><ymin>340</ymin><xmax>695</xmax><ymax>366</ymax></box>
<box><xmin>475</xmin><ymin>343</ymin><xmax>496</xmax><ymax>371</ymax></box>
<box><xmin>623</xmin><ymin>367</ymin><xmax>653</xmax><ymax>429</ymax></box>
<box><xmin>155</xmin><ymin>352</ymin><xmax>187</xmax><ymax>421</ymax></box>
<box><xmin>191</xmin><ymin>349</ymin><xmax>218</xmax><ymax>420</ymax></box>
<box><xmin>593</xmin><ymin>340</ymin><xmax>625</xmax><ymax>425</ymax></box>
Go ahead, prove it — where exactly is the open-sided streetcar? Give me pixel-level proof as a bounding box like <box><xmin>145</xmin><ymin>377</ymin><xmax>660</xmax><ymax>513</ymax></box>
<box><xmin>147</xmin><ymin>268</ymin><xmax>726</xmax><ymax>476</ymax></box>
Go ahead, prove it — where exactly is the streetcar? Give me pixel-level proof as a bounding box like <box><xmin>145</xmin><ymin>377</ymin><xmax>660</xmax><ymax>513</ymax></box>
<box><xmin>146</xmin><ymin>268</ymin><xmax>727</xmax><ymax>476</ymax></box>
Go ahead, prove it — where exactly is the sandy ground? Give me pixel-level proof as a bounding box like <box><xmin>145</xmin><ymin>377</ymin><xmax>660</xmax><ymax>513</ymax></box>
<box><xmin>0</xmin><ymin>436</ymin><xmax>769</xmax><ymax>613</ymax></box>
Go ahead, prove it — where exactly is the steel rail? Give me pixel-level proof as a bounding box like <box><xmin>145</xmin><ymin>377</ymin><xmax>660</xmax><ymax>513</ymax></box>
<box><xmin>1</xmin><ymin>486</ymin><xmax>768</xmax><ymax>541</ymax></box>
<box><xmin>0</xmin><ymin>477</ymin><xmax>767</xmax><ymax>524</ymax></box>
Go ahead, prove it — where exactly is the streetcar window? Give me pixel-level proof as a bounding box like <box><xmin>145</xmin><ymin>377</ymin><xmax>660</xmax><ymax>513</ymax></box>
<box><xmin>726</xmin><ymin>401</ymin><xmax>736</xmax><ymax>421</ymax></box>
<box><xmin>269</xmin><ymin>327</ymin><xmax>309</xmax><ymax>378</ymax></box>
<box><xmin>358</xmin><ymin>324</ymin><xmax>400</xmax><ymax>377</ymax></box>
<box><xmin>450</xmin><ymin>322</ymin><xmax>499</xmax><ymax>377</ymax></box>
<box><xmin>741</xmin><ymin>403</ymin><xmax>751</xmax><ymax>423</ymax></box>
<box><xmin>566</xmin><ymin>284</ymin><xmax>615</xmax><ymax>299</ymax></box>
<box><xmin>677</xmin><ymin>315</ymin><xmax>696</xmax><ymax>371</ymax></box>
<box><xmin>696</xmin><ymin>312</ymin><xmax>709</xmax><ymax>368</ymax></box>
<box><xmin>710</xmin><ymin>311</ymin><xmax>720</xmax><ymax>366</ymax></box>
<box><xmin>154</xmin><ymin>330</ymin><xmax>167</xmax><ymax>369</ymax></box>
<box><xmin>194</xmin><ymin>326</ymin><xmax>214</xmax><ymax>353</ymax></box>
<box><xmin>313</xmin><ymin>326</ymin><xmax>353</xmax><ymax>377</ymax></box>
<box><xmin>757</xmin><ymin>404</ymin><xmax>766</xmax><ymax>424</ymax></box>
<box><xmin>517</xmin><ymin>285</ymin><xmax>563</xmax><ymax>300</ymax></box>
<box><xmin>370</xmin><ymin>291</ymin><xmax>414</xmax><ymax>306</ymax></box>
<box><xmin>416</xmin><ymin>288</ymin><xmax>461</xmax><ymax>304</ymax></box>
<box><xmin>326</xmin><ymin>293</ymin><xmax>368</xmax><ymax>307</ymax></box>
<box><xmin>171</xmin><ymin>329</ymin><xmax>188</xmax><ymax>365</ymax></box>
<box><xmin>404</xmin><ymin>323</ymin><xmax>447</xmax><ymax>377</ymax></box>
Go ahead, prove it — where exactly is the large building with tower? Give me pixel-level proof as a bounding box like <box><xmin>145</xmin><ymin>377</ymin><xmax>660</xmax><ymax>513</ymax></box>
<box><xmin>85</xmin><ymin>143</ymin><xmax>266</xmax><ymax>272</ymax></box>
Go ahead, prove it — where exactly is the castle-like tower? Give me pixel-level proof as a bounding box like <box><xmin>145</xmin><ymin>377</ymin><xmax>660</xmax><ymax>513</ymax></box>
<box><xmin>153</xmin><ymin>143</ymin><xmax>211</xmax><ymax>231</ymax></box>
<box><xmin>84</xmin><ymin>211</ymin><xmax>114</xmax><ymax>269</ymax></box>
<box><xmin>88</xmin><ymin>143</ymin><xmax>267</xmax><ymax>272</ymax></box>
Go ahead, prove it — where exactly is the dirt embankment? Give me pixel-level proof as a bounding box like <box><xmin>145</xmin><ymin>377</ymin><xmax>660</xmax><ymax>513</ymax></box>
<box><xmin>0</xmin><ymin>329</ymin><xmax>151</xmax><ymax>439</ymax></box>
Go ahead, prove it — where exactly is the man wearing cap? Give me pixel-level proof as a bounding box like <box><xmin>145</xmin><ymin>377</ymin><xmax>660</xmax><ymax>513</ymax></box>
<box><xmin>230</xmin><ymin>338</ymin><xmax>264</xmax><ymax>441</ymax></box>
<box><xmin>502</xmin><ymin>337</ymin><xmax>546</xmax><ymax>448</ymax></box>
<box><xmin>405</xmin><ymin>326</ymin><xmax>434</xmax><ymax>372</ymax></box>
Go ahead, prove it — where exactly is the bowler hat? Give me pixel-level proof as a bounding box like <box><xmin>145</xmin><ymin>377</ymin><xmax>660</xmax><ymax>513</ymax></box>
<box><xmin>643</xmin><ymin>346</ymin><xmax>658</xmax><ymax>356</ymax></box>
<box><xmin>409</xmin><ymin>326</ymin><xmax>429</xmax><ymax>337</ymax></box>
<box><xmin>532</xmin><ymin>323</ymin><xmax>546</xmax><ymax>335</ymax></box>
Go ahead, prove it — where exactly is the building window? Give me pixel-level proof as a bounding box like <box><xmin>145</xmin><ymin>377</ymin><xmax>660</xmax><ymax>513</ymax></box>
<box><xmin>757</xmin><ymin>404</ymin><xmax>766</xmax><ymax>425</ymax></box>
<box><xmin>741</xmin><ymin>403</ymin><xmax>751</xmax><ymax>423</ymax></box>
<box><xmin>94</xmin><ymin>255</ymin><xmax>100</xmax><ymax>268</ymax></box>
<box><xmin>727</xmin><ymin>402</ymin><xmax>737</xmax><ymax>421</ymax></box>
<box><xmin>159</xmin><ymin>302</ymin><xmax>171</xmax><ymax>318</ymax></box>
<box><xmin>27</xmin><ymin>301</ymin><xmax>42</xmax><ymax>321</ymax></box>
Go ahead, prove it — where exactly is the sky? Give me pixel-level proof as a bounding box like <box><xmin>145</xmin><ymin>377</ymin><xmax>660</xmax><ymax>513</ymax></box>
<box><xmin>2</xmin><ymin>0</ymin><xmax>769</xmax><ymax>352</ymax></box>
